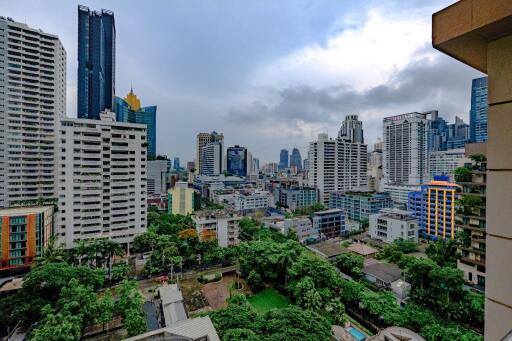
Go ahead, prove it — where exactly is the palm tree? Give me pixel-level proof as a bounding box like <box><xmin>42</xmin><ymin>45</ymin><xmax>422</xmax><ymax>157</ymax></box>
<box><xmin>277</xmin><ymin>243</ymin><xmax>299</xmax><ymax>286</ymax></box>
<box><xmin>33</xmin><ymin>236</ymin><xmax>66</xmax><ymax>267</ymax></box>
<box><xmin>98</xmin><ymin>239</ymin><xmax>125</xmax><ymax>279</ymax></box>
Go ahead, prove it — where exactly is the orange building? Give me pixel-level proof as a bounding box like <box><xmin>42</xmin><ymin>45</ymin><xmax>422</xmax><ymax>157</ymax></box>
<box><xmin>0</xmin><ymin>206</ymin><xmax>54</xmax><ymax>271</ymax></box>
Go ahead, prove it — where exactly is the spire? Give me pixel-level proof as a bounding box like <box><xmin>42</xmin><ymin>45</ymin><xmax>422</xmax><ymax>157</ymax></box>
<box><xmin>124</xmin><ymin>85</ymin><xmax>141</xmax><ymax>111</ymax></box>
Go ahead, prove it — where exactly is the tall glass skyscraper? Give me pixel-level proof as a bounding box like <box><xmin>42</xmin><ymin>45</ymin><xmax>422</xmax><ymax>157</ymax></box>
<box><xmin>290</xmin><ymin>148</ymin><xmax>302</xmax><ymax>171</ymax></box>
<box><xmin>77</xmin><ymin>5</ymin><xmax>116</xmax><ymax>119</ymax></box>
<box><xmin>279</xmin><ymin>149</ymin><xmax>289</xmax><ymax>170</ymax></box>
<box><xmin>114</xmin><ymin>89</ymin><xmax>157</xmax><ymax>158</ymax></box>
<box><xmin>469</xmin><ymin>76</ymin><xmax>488</xmax><ymax>143</ymax></box>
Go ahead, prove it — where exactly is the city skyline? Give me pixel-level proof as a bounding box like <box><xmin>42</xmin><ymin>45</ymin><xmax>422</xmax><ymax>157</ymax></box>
<box><xmin>1</xmin><ymin>0</ymin><xmax>484</xmax><ymax>162</ymax></box>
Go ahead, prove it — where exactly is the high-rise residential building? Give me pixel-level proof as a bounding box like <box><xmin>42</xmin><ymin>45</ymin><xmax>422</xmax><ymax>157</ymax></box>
<box><xmin>226</xmin><ymin>145</ymin><xmax>247</xmax><ymax>177</ymax></box>
<box><xmin>289</xmin><ymin>148</ymin><xmax>302</xmax><ymax>172</ymax></box>
<box><xmin>308</xmin><ymin>129</ymin><xmax>368</xmax><ymax>204</ymax></box>
<box><xmin>114</xmin><ymin>89</ymin><xmax>157</xmax><ymax>158</ymax></box>
<box><xmin>369</xmin><ymin>208</ymin><xmax>418</xmax><ymax>244</ymax></box>
<box><xmin>261</xmin><ymin>162</ymin><xmax>278</xmax><ymax>175</ymax></box>
<box><xmin>252</xmin><ymin>158</ymin><xmax>260</xmax><ymax>174</ymax></box>
<box><xmin>279</xmin><ymin>149</ymin><xmax>289</xmax><ymax>170</ymax></box>
<box><xmin>383</xmin><ymin>112</ymin><xmax>430</xmax><ymax>186</ymax></box>
<box><xmin>428</xmin><ymin>148</ymin><xmax>467</xmax><ymax>182</ymax></box>
<box><xmin>0</xmin><ymin>17</ymin><xmax>66</xmax><ymax>207</ymax></box>
<box><xmin>469</xmin><ymin>76</ymin><xmax>488</xmax><ymax>143</ymax></box>
<box><xmin>77</xmin><ymin>5</ymin><xmax>115</xmax><ymax>120</ymax></box>
<box><xmin>338</xmin><ymin>114</ymin><xmax>364</xmax><ymax>143</ymax></box>
<box><xmin>382</xmin><ymin>184</ymin><xmax>420</xmax><ymax>205</ymax></box>
<box><xmin>173</xmin><ymin>157</ymin><xmax>180</xmax><ymax>171</ymax></box>
<box><xmin>329</xmin><ymin>191</ymin><xmax>392</xmax><ymax>222</ymax></box>
<box><xmin>195</xmin><ymin>132</ymin><xmax>223</xmax><ymax>174</ymax></box>
<box><xmin>200</xmin><ymin>142</ymin><xmax>223</xmax><ymax>176</ymax></box>
<box><xmin>57</xmin><ymin>111</ymin><xmax>147</xmax><ymax>250</ymax></box>
<box><xmin>407</xmin><ymin>176</ymin><xmax>457</xmax><ymax>240</ymax></box>
<box><xmin>168</xmin><ymin>182</ymin><xmax>196</xmax><ymax>215</ymax></box>
<box><xmin>0</xmin><ymin>206</ymin><xmax>54</xmax><ymax>271</ymax></box>
<box><xmin>428</xmin><ymin>110</ymin><xmax>448</xmax><ymax>151</ymax></box>
<box><xmin>456</xmin><ymin>147</ymin><xmax>487</xmax><ymax>292</ymax></box>
<box><xmin>368</xmin><ymin>139</ymin><xmax>384</xmax><ymax>192</ymax></box>
<box><xmin>147</xmin><ymin>160</ymin><xmax>169</xmax><ymax>195</ymax></box>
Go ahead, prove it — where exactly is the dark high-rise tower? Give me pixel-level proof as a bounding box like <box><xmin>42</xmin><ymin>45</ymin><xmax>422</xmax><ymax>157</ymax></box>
<box><xmin>290</xmin><ymin>148</ymin><xmax>302</xmax><ymax>171</ymax></box>
<box><xmin>77</xmin><ymin>5</ymin><xmax>116</xmax><ymax>119</ymax></box>
<box><xmin>279</xmin><ymin>149</ymin><xmax>289</xmax><ymax>170</ymax></box>
<box><xmin>469</xmin><ymin>76</ymin><xmax>488</xmax><ymax>143</ymax></box>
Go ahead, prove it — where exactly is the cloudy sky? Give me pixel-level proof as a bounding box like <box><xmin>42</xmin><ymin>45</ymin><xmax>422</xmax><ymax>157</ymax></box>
<box><xmin>2</xmin><ymin>0</ymin><xmax>483</xmax><ymax>163</ymax></box>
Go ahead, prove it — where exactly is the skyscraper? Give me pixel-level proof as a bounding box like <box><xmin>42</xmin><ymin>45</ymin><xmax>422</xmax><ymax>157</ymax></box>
<box><xmin>201</xmin><ymin>142</ymin><xmax>223</xmax><ymax>176</ymax></box>
<box><xmin>383</xmin><ymin>112</ymin><xmax>430</xmax><ymax>186</ymax></box>
<box><xmin>447</xmin><ymin>116</ymin><xmax>470</xmax><ymax>149</ymax></box>
<box><xmin>173</xmin><ymin>157</ymin><xmax>180</xmax><ymax>171</ymax></box>
<box><xmin>227</xmin><ymin>145</ymin><xmax>248</xmax><ymax>177</ymax></box>
<box><xmin>195</xmin><ymin>132</ymin><xmax>224</xmax><ymax>174</ymax></box>
<box><xmin>0</xmin><ymin>17</ymin><xmax>67</xmax><ymax>207</ymax></box>
<box><xmin>114</xmin><ymin>89</ymin><xmax>157</xmax><ymax>158</ymax></box>
<box><xmin>279</xmin><ymin>149</ymin><xmax>289</xmax><ymax>170</ymax></box>
<box><xmin>77</xmin><ymin>5</ymin><xmax>115</xmax><ymax>119</ymax></box>
<box><xmin>289</xmin><ymin>148</ymin><xmax>302</xmax><ymax>172</ymax></box>
<box><xmin>338</xmin><ymin>114</ymin><xmax>364</xmax><ymax>143</ymax></box>
<box><xmin>469</xmin><ymin>76</ymin><xmax>488</xmax><ymax>143</ymax></box>
<box><xmin>428</xmin><ymin>110</ymin><xmax>448</xmax><ymax>151</ymax></box>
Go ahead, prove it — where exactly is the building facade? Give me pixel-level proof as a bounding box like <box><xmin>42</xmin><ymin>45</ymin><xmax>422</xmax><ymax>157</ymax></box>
<box><xmin>456</xmin><ymin>153</ymin><xmax>487</xmax><ymax>292</ymax></box>
<box><xmin>77</xmin><ymin>5</ymin><xmax>115</xmax><ymax>119</ymax></box>
<box><xmin>338</xmin><ymin>114</ymin><xmax>364</xmax><ymax>143</ymax></box>
<box><xmin>193</xmin><ymin>210</ymin><xmax>241</xmax><ymax>247</ymax></box>
<box><xmin>57</xmin><ymin>111</ymin><xmax>147</xmax><ymax>250</ymax></box>
<box><xmin>428</xmin><ymin>148</ymin><xmax>467</xmax><ymax>182</ymax></box>
<box><xmin>312</xmin><ymin>209</ymin><xmax>346</xmax><ymax>239</ymax></box>
<box><xmin>0</xmin><ymin>17</ymin><xmax>66</xmax><ymax>207</ymax></box>
<box><xmin>200</xmin><ymin>142</ymin><xmax>223</xmax><ymax>176</ymax></box>
<box><xmin>195</xmin><ymin>132</ymin><xmax>223</xmax><ymax>175</ymax></box>
<box><xmin>382</xmin><ymin>184</ymin><xmax>420</xmax><ymax>205</ymax></box>
<box><xmin>368</xmin><ymin>139</ymin><xmax>384</xmax><ymax>192</ymax></box>
<box><xmin>226</xmin><ymin>145</ymin><xmax>247</xmax><ymax>177</ymax></box>
<box><xmin>469</xmin><ymin>76</ymin><xmax>488</xmax><ymax>143</ymax></box>
<box><xmin>114</xmin><ymin>90</ymin><xmax>157</xmax><ymax>158</ymax></box>
<box><xmin>233</xmin><ymin>190</ymin><xmax>271</xmax><ymax>213</ymax></box>
<box><xmin>383</xmin><ymin>112</ymin><xmax>430</xmax><ymax>186</ymax></box>
<box><xmin>369</xmin><ymin>208</ymin><xmax>418</xmax><ymax>243</ymax></box>
<box><xmin>0</xmin><ymin>206</ymin><xmax>53</xmax><ymax>271</ymax></box>
<box><xmin>407</xmin><ymin>177</ymin><xmax>457</xmax><ymax>240</ymax></box>
<box><xmin>274</xmin><ymin>186</ymin><xmax>319</xmax><ymax>211</ymax></box>
<box><xmin>329</xmin><ymin>191</ymin><xmax>393</xmax><ymax>222</ymax></box>
<box><xmin>289</xmin><ymin>148</ymin><xmax>302</xmax><ymax>172</ymax></box>
<box><xmin>279</xmin><ymin>149</ymin><xmax>289</xmax><ymax>170</ymax></box>
<box><xmin>147</xmin><ymin>160</ymin><xmax>169</xmax><ymax>195</ymax></box>
<box><xmin>168</xmin><ymin>182</ymin><xmax>196</xmax><ymax>215</ymax></box>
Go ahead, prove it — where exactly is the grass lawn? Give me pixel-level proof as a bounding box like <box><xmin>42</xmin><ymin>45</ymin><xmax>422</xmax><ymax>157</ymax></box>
<box><xmin>248</xmin><ymin>288</ymin><xmax>291</xmax><ymax>314</ymax></box>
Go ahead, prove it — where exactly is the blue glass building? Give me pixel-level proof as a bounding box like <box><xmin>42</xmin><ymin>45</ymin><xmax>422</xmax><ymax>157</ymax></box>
<box><xmin>469</xmin><ymin>76</ymin><xmax>488</xmax><ymax>143</ymax></box>
<box><xmin>114</xmin><ymin>90</ymin><xmax>157</xmax><ymax>158</ymax></box>
<box><xmin>290</xmin><ymin>148</ymin><xmax>302</xmax><ymax>171</ymax></box>
<box><xmin>226</xmin><ymin>145</ymin><xmax>247</xmax><ymax>176</ymax></box>
<box><xmin>279</xmin><ymin>149</ymin><xmax>289</xmax><ymax>170</ymax></box>
<box><xmin>77</xmin><ymin>5</ymin><xmax>116</xmax><ymax>119</ymax></box>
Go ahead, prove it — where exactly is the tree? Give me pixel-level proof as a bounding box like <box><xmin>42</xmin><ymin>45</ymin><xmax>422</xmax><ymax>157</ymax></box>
<box><xmin>326</xmin><ymin>297</ymin><xmax>346</xmax><ymax>325</ymax></box>
<box><xmin>335</xmin><ymin>253</ymin><xmax>364</xmax><ymax>277</ymax></box>
<box><xmin>33</xmin><ymin>236</ymin><xmax>66</xmax><ymax>267</ymax></box>
<box><xmin>209</xmin><ymin>303</ymin><xmax>260</xmax><ymax>339</ymax></box>
<box><xmin>247</xmin><ymin>270</ymin><xmax>264</xmax><ymax>292</ymax></box>
<box><xmin>116</xmin><ymin>281</ymin><xmax>147</xmax><ymax>337</ymax></box>
<box><xmin>124</xmin><ymin>308</ymin><xmax>147</xmax><ymax>337</ymax></box>
<box><xmin>454</xmin><ymin>166</ymin><xmax>471</xmax><ymax>182</ymax></box>
<box><xmin>223</xmin><ymin>328</ymin><xmax>262</xmax><ymax>341</ymax></box>
<box><xmin>95</xmin><ymin>290</ymin><xmax>114</xmax><ymax>333</ymax></box>
<box><xmin>111</xmin><ymin>262</ymin><xmax>130</xmax><ymax>282</ymax></box>
<box><xmin>30</xmin><ymin>305</ymin><xmax>83</xmax><ymax>341</ymax></box>
<box><xmin>426</xmin><ymin>238</ymin><xmax>459</xmax><ymax>267</ymax></box>
<box><xmin>393</xmin><ymin>239</ymin><xmax>418</xmax><ymax>254</ymax></box>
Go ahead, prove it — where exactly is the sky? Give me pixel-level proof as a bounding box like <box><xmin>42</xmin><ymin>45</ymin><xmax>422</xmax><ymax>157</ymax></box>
<box><xmin>1</xmin><ymin>0</ymin><xmax>484</xmax><ymax>164</ymax></box>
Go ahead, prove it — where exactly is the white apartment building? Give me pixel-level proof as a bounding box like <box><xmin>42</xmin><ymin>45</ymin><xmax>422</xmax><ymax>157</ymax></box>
<box><xmin>234</xmin><ymin>190</ymin><xmax>271</xmax><ymax>213</ymax></box>
<box><xmin>308</xmin><ymin>133</ymin><xmax>367</xmax><ymax>205</ymax></box>
<box><xmin>369</xmin><ymin>208</ymin><xmax>418</xmax><ymax>243</ymax></box>
<box><xmin>57</xmin><ymin>111</ymin><xmax>147</xmax><ymax>250</ymax></box>
<box><xmin>195</xmin><ymin>132</ymin><xmax>223</xmax><ymax>174</ymax></box>
<box><xmin>147</xmin><ymin>160</ymin><xmax>168</xmax><ymax>195</ymax></box>
<box><xmin>193</xmin><ymin>210</ymin><xmax>241</xmax><ymax>247</ymax></box>
<box><xmin>368</xmin><ymin>139</ymin><xmax>384</xmax><ymax>192</ymax></box>
<box><xmin>382</xmin><ymin>184</ymin><xmax>420</xmax><ymax>205</ymax></box>
<box><xmin>200</xmin><ymin>141</ymin><xmax>223</xmax><ymax>176</ymax></box>
<box><xmin>0</xmin><ymin>17</ymin><xmax>66</xmax><ymax>207</ymax></box>
<box><xmin>383</xmin><ymin>112</ymin><xmax>430</xmax><ymax>186</ymax></box>
<box><xmin>428</xmin><ymin>148</ymin><xmax>467</xmax><ymax>182</ymax></box>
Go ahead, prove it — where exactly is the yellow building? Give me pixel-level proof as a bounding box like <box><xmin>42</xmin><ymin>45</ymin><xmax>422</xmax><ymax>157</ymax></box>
<box><xmin>168</xmin><ymin>182</ymin><xmax>196</xmax><ymax>215</ymax></box>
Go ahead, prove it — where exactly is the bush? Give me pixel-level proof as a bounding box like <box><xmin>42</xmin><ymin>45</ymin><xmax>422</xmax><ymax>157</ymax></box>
<box><xmin>247</xmin><ymin>270</ymin><xmax>264</xmax><ymax>292</ymax></box>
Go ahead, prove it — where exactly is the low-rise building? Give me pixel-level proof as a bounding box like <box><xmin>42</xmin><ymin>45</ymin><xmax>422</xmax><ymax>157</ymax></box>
<box><xmin>382</xmin><ymin>184</ymin><xmax>420</xmax><ymax>205</ymax></box>
<box><xmin>329</xmin><ymin>191</ymin><xmax>392</xmax><ymax>222</ymax></box>
<box><xmin>274</xmin><ymin>186</ymin><xmax>319</xmax><ymax>210</ymax></box>
<box><xmin>168</xmin><ymin>182</ymin><xmax>197</xmax><ymax>215</ymax></box>
<box><xmin>312</xmin><ymin>209</ymin><xmax>346</xmax><ymax>240</ymax></box>
<box><xmin>267</xmin><ymin>217</ymin><xmax>316</xmax><ymax>242</ymax></box>
<box><xmin>193</xmin><ymin>210</ymin><xmax>241</xmax><ymax>247</ymax></box>
<box><xmin>362</xmin><ymin>261</ymin><xmax>402</xmax><ymax>288</ymax></box>
<box><xmin>369</xmin><ymin>208</ymin><xmax>418</xmax><ymax>243</ymax></box>
<box><xmin>429</xmin><ymin>148</ymin><xmax>468</xmax><ymax>182</ymax></box>
<box><xmin>147</xmin><ymin>160</ymin><xmax>169</xmax><ymax>195</ymax></box>
<box><xmin>233</xmin><ymin>190</ymin><xmax>271</xmax><ymax>213</ymax></box>
<box><xmin>0</xmin><ymin>206</ymin><xmax>54</xmax><ymax>271</ymax></box>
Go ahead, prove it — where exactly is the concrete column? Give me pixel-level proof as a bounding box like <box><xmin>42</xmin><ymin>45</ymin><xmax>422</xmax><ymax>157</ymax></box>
<box><xmin>485</xmin><ymin>33</ymin><xmax>512</xmax><ymax>340</ymax></box>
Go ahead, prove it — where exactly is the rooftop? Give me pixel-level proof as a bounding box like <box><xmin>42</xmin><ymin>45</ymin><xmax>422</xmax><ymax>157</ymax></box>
<box><xmin>158</xmin><ymin>284</ymin><xmax>188</xmax><ymax>327</ymax></box>
<box><xmin>348</xmin><ymin>243</ymin><xmax>379</xmax><ymax>256</ymax></box>
<box><xmin>0</xmin><ymin>205</ymin><xmax>53</xmax><ymax>216</ymax></box>
<box><xmin>362</xmin><ymin>262</ymin><xmax>402</xmax><ymax>284</ymax></box>
<box><xmin>124</xmin><ymin>316</ymin><xmax>220</xmax><ymax>341</ymax></box>
<box><xmin>307</xmin><ymin>240</ymin><xmax>350</xmax><ymax>259</ymax></box>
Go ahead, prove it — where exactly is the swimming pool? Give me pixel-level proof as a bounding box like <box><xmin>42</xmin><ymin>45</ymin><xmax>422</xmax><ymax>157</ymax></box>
<box><xmin>346</xmin><ymin>326</ymin><xmax>366</xmax><ymax>341</ymax></box>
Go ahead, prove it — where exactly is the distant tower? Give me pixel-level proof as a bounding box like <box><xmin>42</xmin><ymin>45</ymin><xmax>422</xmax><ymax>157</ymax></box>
<box><xmin>290</xmin><ymin>148</ymin><xmax>302</xmax><ymax>172</ymax></box>
<box><xmin>469</xmin><ymin>76</ymin><xmax>488</xmax><ymax>143</ymax></box>
<box><xmin>338</xmin><ymin>115</ymin><xmax>364</xmax><ymax>143</ymax></box>
<box><xmin>77</xmin><ymin>5</ymin><xmax>116</xmax><ymax>119</ymax></box>
<box><xmin>195</xmin><ymin>132</ymin><xmax>224</xmax><ymax>174</ymax></box>
<box><xmin>173</xmin><ymin>157</ymin><xmax>180</xmax><ymax>170</ymax></box>
<box><xmin>279</xmin><ymin>149</ymin><xmax>289</xmax><ymax>170</ymax></box>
